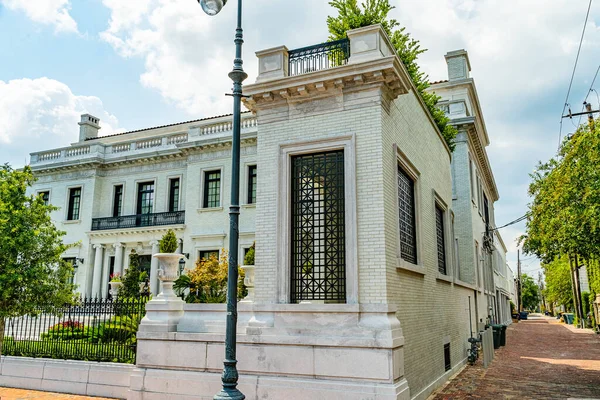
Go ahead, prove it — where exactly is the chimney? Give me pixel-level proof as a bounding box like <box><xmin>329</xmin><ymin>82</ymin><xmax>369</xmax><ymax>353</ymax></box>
<box><xmin>445</xmin><ymin>50</ymin><xmax>471</xmax><ymax>81</ymax></box>
<box><xmin>78</xmin><ymin>114</ymin><xmax>101</xmax><ymax>141</ymax></box>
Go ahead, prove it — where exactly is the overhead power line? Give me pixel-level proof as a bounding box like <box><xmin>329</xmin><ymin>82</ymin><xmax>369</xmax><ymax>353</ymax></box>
<box><xmin>558</xmin><ymin>0</ymin><xmax>593</xmax><ymax>149</ymax></box>
<box><xmin>489</xmin><ymin>214</ymin><xmax>529</xmax><ymax>232</ymax></box>
<box><xmin>577</xmin><ymin>64</ymin><xmax>600</xmax><ymax>125</ymax></box>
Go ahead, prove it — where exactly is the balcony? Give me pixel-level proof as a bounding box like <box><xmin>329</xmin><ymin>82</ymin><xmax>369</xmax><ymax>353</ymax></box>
<box><xmin>288</xmin><ymin>38</ymin><xmax>350</xmax><ymax>77</ymax></box>
<box><xmin>91</xmin><ymin>211</ymin><xmax>185</xmax><ymax>231</ymax></box>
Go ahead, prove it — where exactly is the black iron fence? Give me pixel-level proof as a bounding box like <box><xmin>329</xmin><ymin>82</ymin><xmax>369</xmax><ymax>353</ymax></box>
<box><xmin>2</xmin><ymin>297</ymin><xmax>148</xmax><ymax>364</ymax></box>
<box><xmin>91</xmin><ymin>210</ymin><xmax>185</xmax><ymax>231</ymax></box>
<box><xmin>288</xmin><ymin>38</ymin><xmax>350</xmax><ymax>77</ymax></box>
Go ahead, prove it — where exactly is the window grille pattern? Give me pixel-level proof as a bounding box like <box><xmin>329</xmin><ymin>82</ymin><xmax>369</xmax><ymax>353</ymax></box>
<box><xmin>204</xmin><ymin>170</ymin><xmax>221</xmax><ymax>208</ymax></box>
<box><xmin>40</xmin><ymin>191</ymin><xmax>50</xmax><ymax>206</ymax></box>
<box><xmin>291</xmin><ymin>150</ymin><xmax>346</xmax><ymax>303</ymax></box>
<box><xmin>169</xmin><ymin>178</ymin><xmax>180</xmax><ymax>212</ymax></box>
<box><xmin>397</xmin><ymin>166</ymin><xmax>417</xmax><ymax>264</ymax></box>
<box><xmin>67</xmin><ymin>188</ymin><xmax>81</xmax><ymax>220</ymax></box>
<box><xmin>113</xmin><ymin>185</ymin><xmax>123</xmax><ymax>217</ymax></box>
<box><xmin>436</xmin><ymin>205</ymin><xmax>447</xmax><ymax>275</ymax></box>
<box><xmin>248</xmin><ymin>165</ymin><xmax>257</xmax><ymax>204</ymax></box>
<box><xmin>136</xmin><ymin>182</ymin><xmax>154</xmax><ymax>226</ymax></box>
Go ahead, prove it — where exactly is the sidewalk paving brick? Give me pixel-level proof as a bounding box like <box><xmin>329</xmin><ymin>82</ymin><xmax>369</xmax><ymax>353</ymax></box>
<box><xmin>431</xmin><ymin>315</ymin><xmax>600</xmax><ymax>399</ymax></box>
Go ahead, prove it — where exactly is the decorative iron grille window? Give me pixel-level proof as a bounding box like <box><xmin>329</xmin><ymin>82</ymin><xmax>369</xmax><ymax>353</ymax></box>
<box><xmin>169</xmin><ymin>178</ymin><xmax>180</xmax><ymax>212</ymax></box>
<box><xmin>113</xmin><ymin>185</ymin><xmax>123</xmax><ymax>217</ymax></box>
<box><xmin>291</xmin><ymin>150</ymin><xmax>346</xmax><ymax>303</ymax></box>
<box><xmin>247</xmin><ymin>165</ymin><xmax>257</xmax><ymax>204</ymax></box>
<box><xmin>444</xmin><ymin>343</ymin><xmax>451</xmax><ymax>372</ymax></box>
<box><xmin>203</xmin><ymin>170</ymin><xmax>221</xmax><ymax>208</ymax></box>
<box><xmin>39</xmin><ymin>191</ymin><xmax>50</xmax><ymax>206</ymax></box>
<box><xmin>397</xmin><ymin>165</ymin><xmax>417</xmax><ymax>264</ymax></box>
<box><xmin>67</xmin><ymin>187</ymin><xmax>81</xmax><ymax>220</ymax></box>
<box><xmin>436</xmin><ymin>205</ymin><xmax>447</xmax><ymax>275</ymax></box>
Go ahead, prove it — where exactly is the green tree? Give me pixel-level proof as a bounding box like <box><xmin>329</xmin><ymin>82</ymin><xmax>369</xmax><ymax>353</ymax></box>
<box><xmin>0</xmin><ymin>164</ymin><xmax>75</xmax><ymax>356</ymax></box>
<box><xmin>326</xmin><ymin>0</ymin><xmax>457</xmax><ymax>150</ymax></box>
<box><xmin>542</xmin><ymin>256</ymin><xmax>573</xmax><ymax>311</ymax></box>
<box><xmin>121</xmin><ymin>250</ymin><xmax>141</xmax><ymax>298</ymax></box>
<box><xmin>159</xmin><ymin>229</ymin><xmax>178</xmax><ymax>253</ymax></box>
<box><xmin>521</xmin><ymin>273</ymin><xmax>540</xmax><ymax>311</ymax></box>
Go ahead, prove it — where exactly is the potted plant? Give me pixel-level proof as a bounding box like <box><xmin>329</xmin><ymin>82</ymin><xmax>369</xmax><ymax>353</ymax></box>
<box><xmin>154</xmin><ymin>229</ymin><xmax>184</xmax><ymax>298</ymax></box>
<box><xmin>240</xmin><ymin>242</ymin><xmax>255</xmax><ymax>302</ymax></box>
<box><xmin>109</xmin><ymin>273</ymin><xmax>122</xmax><ymax>297</ymax></box>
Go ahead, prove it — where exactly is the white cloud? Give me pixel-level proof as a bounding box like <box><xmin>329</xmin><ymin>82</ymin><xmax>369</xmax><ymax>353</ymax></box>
<box><xmin>99</xmin><ymin>0</ymin><xmax>331</xmax><ymax>116</ymax></box>
<box><xmin>0</xmin><ymin>78</ymin><xmax>121</xmax><ymax>167</ymax></box>
<box><xmin>1</xmin><ymin>0</ymin><xmax>78</xmax><ymax>33</ymax></box>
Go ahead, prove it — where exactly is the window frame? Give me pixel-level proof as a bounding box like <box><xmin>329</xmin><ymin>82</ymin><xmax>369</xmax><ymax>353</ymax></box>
<box><xmin>168</xmin><ymin>177</ymin><xmax>181</xmax><ymax>213</ymax></box>
<box><xmin>201</xmin><ymin>168</ymin><xmax>223</xmax><ymax>209</ymax></box>
<box><xmin>66</xmin><ymin>186</ymin><xmax>82</xmax><ymax>221</ymax></box>
<box><xmin>136</xmin><ymin>180</ymin><xmax>156</xmax><ymax>215</ymax></box>
<box><xmin>394</xmin><ymin>146</ymin><xmax>423</xmax><ymax>273</ymax></box>
<box><xmin>38</xmin><ymin>190</ymin><xmax>50</xmax><ymax>206</ymax></box>
<box><xmin>112</xmin><ymin>184</ymin><xmax>124</xmax><ymax>217</ymax></box>
<box><xmin>198</xmin><ymin>249</ymin><xmax>220</xmax><ymax>262</ymax></box>
<box><xmin>247</xmin><ymin>164</ymin><xmax>257</xmax><ymax>205</ymax></box>
<box><xmin>277</xmin><ymin>136</ymin><xmax>358</xmax><ymax>304</ymax></box>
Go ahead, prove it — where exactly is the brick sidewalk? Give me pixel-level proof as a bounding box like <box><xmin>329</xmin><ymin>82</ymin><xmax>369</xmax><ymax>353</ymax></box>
<box><xmin>431</xmin><ymin>316</ymin><xmax>600</xmax><ymax>399</ymax></box>
<box><xmin>0</xmin><ymin>387</ymin><xmax>115</xmax><ymax>400</ymax></box>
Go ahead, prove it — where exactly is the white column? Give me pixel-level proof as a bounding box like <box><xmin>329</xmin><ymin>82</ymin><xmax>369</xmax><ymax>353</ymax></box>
<box><xmin>123</xmin><ymin>247</ymin><xmax>130</xmax><ymax>272</ymax></box>
<box><xmin>91</xmin><ymin>244</ymin><xmax>104</xmax><ymax>298</ymax></box>
<box><xmin>150</xmin><ymin>241</ymin><xmax>160</xmax><ymax>295</ymax></box>
<box><xmin>113</xmin><ymin>243</ymin><xmax>124</xmax><ymax>276</ymax></box>
<box><xmin>101</xmin><ymin>254</ymin><xmax>110</xmax><ymax>298</ymax></box>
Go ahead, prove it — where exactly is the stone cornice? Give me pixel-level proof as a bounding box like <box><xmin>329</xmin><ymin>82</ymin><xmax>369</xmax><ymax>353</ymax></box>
<box><xmin>87</xmin><ymin>224</ymin><xmax>186</xmax><ymax>238</ymax></box>
<box><xmin>242</xmin><ymin>56</ymin><xmax>411</xmax><ymax>111</ymax></box>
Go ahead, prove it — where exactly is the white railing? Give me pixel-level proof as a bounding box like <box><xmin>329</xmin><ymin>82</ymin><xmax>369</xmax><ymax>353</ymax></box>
<box><xmin>38</xmin><ymin>151</ymin><xmax>62</xmax><ymax>161</ymax></box>
<box><xmin>32</xmin><ymin>116</ymin><xmax>257</xmax><ymax>165</ymax></box>
<box><xmin>136</xmin><ymin>138</ymin><xmax>162</xmax><ymax>149</ymax></box>
<box><xmin>200</xmin><ymin>117</ymin><xmax>257</xmax><ymax>135</ymax></box>
<box><xmin>65</xmin><ymin>146</ymin><xmax>90</xmax><ymax>157</ymax></box>
<box><xmin>167</xmin><ymin>134</ymin><xmax>188</xmax><ymax>145</ymax></box>
<box><xmin>112</xmin><ymin>143</ymin><xmax>131</xmax><ymax>153</ymax></box>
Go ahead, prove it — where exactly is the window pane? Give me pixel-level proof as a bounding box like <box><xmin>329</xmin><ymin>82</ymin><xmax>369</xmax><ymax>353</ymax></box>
<box><xmin>113</xmin><ymin>185</ymin><xmax>123</xmax><ymax>217</ymax></box>
<box><xmin>169</xmin><ymin>178</ymin><xmax>180</xmax><ymax>212</ymax></box>
<box><xmin>137</xmin><ymin>182</ymin><xmax>154</xmax><ymax>215</ymax></box>
<box><xmin>40</xmin><ymin>191</ymin><xmax>50</xmax><ymax>206</ymax></box>
<box><xmin>436</xmin><ymin>205</ymin><xmax>447</xmax><ymax>275</ymax></box>
<box><xmin>204</xmin><ymin>171</ymin><xmax>221</xmax><ymax>208</ymax></box>
<box><xmin>397</xmin><ymin>166</ymin><xmax>417</xmax><ymax>264</ymax></box>
<box><xmin>247</xmin><ymin>165</ymin><xmax>257</xmax><ymax>204</ymax></box>
<box><xmin>68</xmin><ymin>188</ymin><xmax>81</xmax><ymax>220</ymax></box>
<box><xmin>199</xmin><ymin>250</ymin><xmax>219</xmax><ymax>261</ymax></box>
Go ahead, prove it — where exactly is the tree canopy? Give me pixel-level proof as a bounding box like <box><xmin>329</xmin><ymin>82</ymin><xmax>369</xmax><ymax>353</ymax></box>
<box><xmin>0</xmin><ymin>165</ymin><xmax>75</xmax><ymax>354</ymax></box>
<box><xmin>521</xmin><ymin>273</ymin><xmax>540</xmax><ymax>311</ymax></box>
<box><xmin>542</xmin><ymin>256</ymin><xmax>573</xmax><ymax>311</ymax></box>
<box><xmin>326</xmin><ymin>0</ymin><xmax>457</xmax><ymax>151</ymax></box>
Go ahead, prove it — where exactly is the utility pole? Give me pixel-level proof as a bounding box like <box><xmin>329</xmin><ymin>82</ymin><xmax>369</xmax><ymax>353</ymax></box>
<box><xmin>574</xmin><ymin>255</ymin><xmax>585</xmax><ymax>328</ymax></box>
<box><xmin>517</xmin><ymin>251</ymin><xmax>521</xmax><ymax>312</ymax></box>
<box><xmin>569</xmin><ymin>255</ymin><xmax>581</xmax><ymax>325</ymax></box>
<box><xmin>585</xmin><ymin>101</ymin><xmax>595</xmax><ymax>129</ymax></box>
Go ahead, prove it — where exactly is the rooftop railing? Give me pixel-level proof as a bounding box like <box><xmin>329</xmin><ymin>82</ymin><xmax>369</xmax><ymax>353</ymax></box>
<box><xmin>288</xmin><ymin>38</ymin><xmax>350</xmax><ymax>77</ymax></box>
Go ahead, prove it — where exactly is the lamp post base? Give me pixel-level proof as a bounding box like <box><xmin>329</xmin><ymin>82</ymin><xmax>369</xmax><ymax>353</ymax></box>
<box><xmin>213</xmin><ymin>388</ymin><xmax>245</xmax><ymax>400</ymax></box>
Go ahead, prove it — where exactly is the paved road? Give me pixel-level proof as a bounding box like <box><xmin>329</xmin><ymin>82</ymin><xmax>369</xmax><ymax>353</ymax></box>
<box><xmin>432</xmin><ymin>315</ymin><xmax>600</xmax><ymax>399</ymax></box>
<box><xmin>0</xmin><ymin>387</ymin><xmax>114</xmax><ymax>399</ymax></box>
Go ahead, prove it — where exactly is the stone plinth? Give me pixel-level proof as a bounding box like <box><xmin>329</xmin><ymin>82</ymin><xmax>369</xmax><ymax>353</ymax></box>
<box><xmin>131</xmin><ymin>303</ymin><xmax>409</xmax><ymax>400</ymax></box>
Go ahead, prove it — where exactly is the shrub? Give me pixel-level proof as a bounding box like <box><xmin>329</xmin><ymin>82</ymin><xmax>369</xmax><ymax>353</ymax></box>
<box><xmin>121</xmin><ymin>250</ymin><xmax>141</xmax><ymax>298</ymax></box>
<box><xmin>184</xmin><ymin>250</ymin><xmax>246</xmax><ymax>303</ymax></box>
<box><xmin>159</xmin><ymin>229</ymin><xmax>179</xmax><ymax>253</ymax></box>
<box><xmin>42</xmin><ymin>321</ymin><xmax>87</xmax><ymax>340</ymax></box>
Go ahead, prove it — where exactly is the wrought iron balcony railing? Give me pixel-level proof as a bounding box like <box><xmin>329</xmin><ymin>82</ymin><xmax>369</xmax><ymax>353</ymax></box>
<box><xmin>91</xmin><ymin>211</ymin><xmax>185</xmax><ymax>231</ymax></box>
<box><xmin>288</xmin><ymin>38</ymin><xmax>350</xmax><ymax>77</ymax></box>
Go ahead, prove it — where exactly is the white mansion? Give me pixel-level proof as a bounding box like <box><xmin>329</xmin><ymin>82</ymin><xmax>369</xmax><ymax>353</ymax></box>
<box><xmin>26</xmin><ymin>25</ymin><xmax>514</xmax><ymax>400</ymax></box>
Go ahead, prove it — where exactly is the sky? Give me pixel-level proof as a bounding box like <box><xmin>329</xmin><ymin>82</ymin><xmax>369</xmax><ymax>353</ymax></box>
<box><xmin>1</xmin><ymin>0</ymin><xmax>600</xmax><ymax>279</ymax></box>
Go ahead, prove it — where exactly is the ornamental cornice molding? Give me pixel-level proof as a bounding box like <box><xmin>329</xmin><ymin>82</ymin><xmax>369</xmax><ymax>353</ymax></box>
<box><xmin>242</xmin><ymin>56</ymin><xmax>411</xmax><ymax>112</ymax></box>
<box><xmin>87</xmin><ymin>224</ymin><xmax>186</xmax><ymax>238</ymax></box>
<box><xmin>466</xmin><ymin>125</ymin><xmax>499</xmax><ymax>202</ymax></box>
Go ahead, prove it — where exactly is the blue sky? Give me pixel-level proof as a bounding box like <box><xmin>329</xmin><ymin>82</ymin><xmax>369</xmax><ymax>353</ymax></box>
<box><xmin>1</xmin><ymin>0</ymin><xmax>600</xmax><ymax>278</ymax></box>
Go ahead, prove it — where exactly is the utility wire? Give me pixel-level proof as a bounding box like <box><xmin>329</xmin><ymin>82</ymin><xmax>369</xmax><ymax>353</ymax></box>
<box><xmin>577</xmin><ymin>63</ymin><xmax>600</xmax><ymax>125</ymax></box>
<box><xmin>489</xmin><ymin>214</ymin><xmax>529</xmax><ymax>232</ymax></box>
<box><xmin>558</xmin><ymin>0</ymin><xmax>593</xmax><ymax>149</ymax></box>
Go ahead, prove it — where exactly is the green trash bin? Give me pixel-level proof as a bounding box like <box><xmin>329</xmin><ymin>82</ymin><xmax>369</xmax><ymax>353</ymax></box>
<box><xmin>499</xmin><ymin>325</ymin><xmax>507</xmax><ymax>347</ymax></box>
<box><xmin>492</xmin><ymin>324</ymin><xmax>502</xmax><ymax>349</ymax></box>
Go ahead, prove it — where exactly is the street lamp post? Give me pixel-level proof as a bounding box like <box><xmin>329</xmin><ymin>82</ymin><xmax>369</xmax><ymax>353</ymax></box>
<box><xmin>197</xmin><ymin>0</ymin><xmax>247</xmax><ymax>399</ymax></box>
